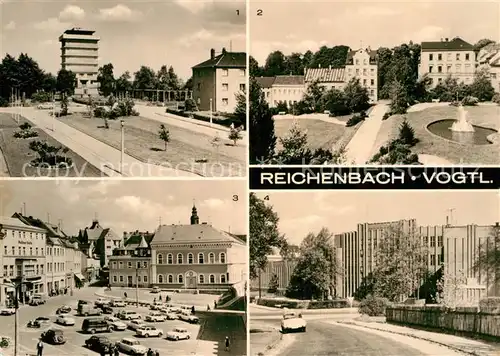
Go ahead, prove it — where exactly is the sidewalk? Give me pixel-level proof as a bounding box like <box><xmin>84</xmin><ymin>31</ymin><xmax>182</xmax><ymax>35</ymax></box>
<box><xmin>344</xmin><ymin>103</ymin><xmax>389</xmax><ymax>164</ymax></box>
<box><xmin>338</xmin><ymin>320</ymin><xmax>500</xmax><ymax>356</ymax></box>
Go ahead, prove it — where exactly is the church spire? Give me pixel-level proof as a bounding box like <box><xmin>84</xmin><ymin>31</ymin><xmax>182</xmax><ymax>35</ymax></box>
<box><xmin>190</xmin><ymin>201</ymin><xmax>199</xmax><ymax>225</ymax></box>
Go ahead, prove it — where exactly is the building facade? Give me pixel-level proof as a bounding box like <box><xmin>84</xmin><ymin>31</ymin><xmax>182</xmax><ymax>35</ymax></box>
<box><xmin>304</xmin><ymin>66</ymin><xmax>346</xmax><ymax>91</ymax></box>
<box><xmin>254</xmin><ymin>76</ymin><xmax>275</xmax><ymax>106</ymax></box>
<box><xmin>78</xmin><ymin>219</ymin><xmax>122</xmax><ymax>268</ymax></box>
<box><xmin>268</xmin><ymin>75</ymin><xmax>305</xmax><ymax>108</ymax></box>
<box><xmin>151</xmin><ymin>205</ymin><xmax>246</xmax><ymax>291</ymax></box>
<box><xmin>249</xmin><ymin>255</ymin><xmax>297</xmax><ymax>293</ymax></box>
<box><xmin>345</xmin><ymin>48</ymin><xmax>378</xmax><ymax>102</ymax></box>
<box><xmin>59</xmin><ymin>28</ymin><xmax>100</xmax><ymax>97</ymax></box>
<box><xmin>477</xmin><ymin>42</ymin><xmax>500</xmax><ymax>93</ymax></box>
<box><xmin>192</xmin><ymin>48</ymin><xmax>246</xmax><ymax>113</ymax></box>
<box><xmin>0</xmin><ymin>217</ymin><xmax>46</xmax><ymax>306</ymax></box>
<box><xmin>418</xmin><ymin>37</ymin><xmax>477</xmax><ymax>88</ymax></box>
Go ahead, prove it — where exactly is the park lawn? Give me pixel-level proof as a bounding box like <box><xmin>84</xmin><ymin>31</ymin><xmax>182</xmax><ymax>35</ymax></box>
<box><xmin>274</xmin><ymin>118</ymin><xmax>361</xmax><ymax>152</ymax></box>
<box><xmin>0</xmin><ymin>113</ymin><xmax>103</xmax><ymax>177</ymax></box>
<box><xmin>371</xmin><ymin>105</ymin><xmax>500</xmax><ymax>164</ymax></box>
<box><xmin>58</xmin><ymin>113</ymin><xmax>246</xmax><ymax>177</ymax></box>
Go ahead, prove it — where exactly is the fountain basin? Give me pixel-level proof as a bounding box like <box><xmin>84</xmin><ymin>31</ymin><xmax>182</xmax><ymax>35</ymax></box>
<box><xmin>427</xmin><ymin>120</ymin><xmax>497</xmax><ymax>145</ymax></box>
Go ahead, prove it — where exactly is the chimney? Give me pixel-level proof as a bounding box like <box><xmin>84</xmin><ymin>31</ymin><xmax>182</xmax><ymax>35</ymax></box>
<box><xmin>446</xmin><ymin>216</ymin><xmax>449</xmax><ymax>226</ymax></box>
<box><xmin>445</xmin><ymin>38</ymin><xmax>449</xmax><ymax>42</ymax></box>
<box><xmin>496</xmin><ymin>222</ymin><xmax>499</xmax><ymax>227</ymax></box>
<box><xmin>210</xmin><ymin>48</ymin><xmax>215</xmax><ymax>59</ymax></box>
<box><xmin>222</xmin><ymin>47</ymin><xmax>227</xmax><ymax>54</ymax></box>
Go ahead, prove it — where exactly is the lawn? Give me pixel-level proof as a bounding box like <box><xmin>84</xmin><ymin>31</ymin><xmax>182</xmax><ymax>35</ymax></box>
<box><xmin>57</xmin><ymin>113</ymin><xmax>246</xmax><ymax>177</ymax></box>
<box><xmin>274</xmin><ymin>118</ymin><xmax>361</xmax><ymax>152</ymax></box>
<box><xmin>371</xmin><ymin>105</ymin><xmax>500</xmax><ymax>164</ymax></box>
<box><xmin>0</xmin><ymin>113</ymin><xmax>102</xmax><ymax>177</ymax></box>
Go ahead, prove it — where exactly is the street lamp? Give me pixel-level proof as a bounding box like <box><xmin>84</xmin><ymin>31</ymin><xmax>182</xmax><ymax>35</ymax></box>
<box><xmin>209</xmin><ymin>98</ymin><xmax>213</xmax><ymax>127</ymax></box>
<box><xmin>120</xmin><ymin>120</ymin><xmax>125</xmax><ymax>175</ymax></box>
<box><xmin>135</xmin><ymin>267</ymin><xmax>139</xmax><ymax>308</ymax></box>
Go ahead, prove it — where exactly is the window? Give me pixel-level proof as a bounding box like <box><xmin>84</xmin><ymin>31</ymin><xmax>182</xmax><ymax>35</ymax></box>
<box><xmin>22</xmin><ymin>247</ymin><xmax>26</xmax><ymax>255</ymax></box>
<box><xmin>119</xmin><ymin>262</ymin><xmax>123</xmax><ymax>268</ymax></box>
<box><xmin>430</xmin><ymin>236</ymin><xmax>436</xmax><ymax>247</ymax></box>
<box><xmin>143</xmin><ymin>276</ymin><xmax>148</xmax><ymax>283</ymax></box>
<box><xmin>222</xmin><ymin>69</ymin><xmax>228</xmax><ymax>76</ymax></box>
<box><xmin>11</xmin><ymin>247</ymin><xmax>14</xmax><ymax>255</ymax></box>
<box><xmin>370</xmin><ymin>89</ymin><xmax>374</xmax><ymax>96</ymax></box>
<box><xmin>438</xmin><ymin>54</ymin><xmax>442</xmax><ymax>61</ymax></box>
<box><xmin>355</xmin><ymin>59</ymin><xmax>359</xmax><ymax>65</ymax></box>
<box><xmin>198</xmin><ymin>253</ymin><xmax>204</xmax><ymax>264</ymax></box>
<box><xmin>239</xmin><ymin>84</ymin><xmax>245</xmax><ymax>92</ymax></box>
<box><xmin>178</xmin><ymin>274</ymin><xmax>183</xmax><ymax>284</ymax></box>
<box><xmin>188</xmin><ymin>253</ymin><xmax>194</xmax><ymax>264</ymax></box>
<box><xmin>177</xmin><ymin>253</ymin><xmax>183</xmax><ymax>264</ymax></box>
<box><xmin>447</xmin><ymin>53</ymin><xmax>451</xmax><ymax>61</ymax></box>
<box><xmin>430</xmin><ymin>255</ymin><xmax>435</xmax><ymax>266</ymax></box>
<box><xmin>240</xmin><ymin>69</ymin><xmax>246</xmax><ymax>76</ymax></box>
<box><xmin>167</xmin><ymin>254</ymin><xmax>173</xmax><ymax>264</ymax></box>
<box><xmin>3</xmin><ymin>266</ymin><xmax>7</xmax><ymax>277</ymax></box>
<box><xmin>113</xmin><ymin>276</ymin><xmax>117</xmax><ymax>283</ymax></box>
<box><xmin>370</xmin><ymin>79</ymin><xmax>374</xmax><ymax>86</ymax></box>
<box><xmin>363</xmin><ymin>68</ymin><xmax>367</xmax><ymax>76</ymax></box>
<box><xmin>220</xmin><ymin>253</ymin><xmax>226</xmax><ymax>264</ymax></box>
<box><xmin>363</xmin><ymin>79</ymin><xmax>367</xmax><ymax>86</ymax></box>
<box><xmin>222</xmin><ymin>83</ymin><xmax>228</xmax><ymax>91</ymax></box>
<box><xmin>220</xmin><ymin>274</ymin><xmax>226</xmax><ymax>283</ymax></box>
<box><xmin>456</xmin><ymin>53</ymin><xmax>460</xmax><ymax>60</ymax></box>
<box><xmin>157</xmin><ymin>254</ymin><xmax>163</xmax><ymax>264</ymax></box>
<box><xmin>137</xmin><ymin>276</ymin><xmax>141</xmax><ymax>282</ymax></box>
<box><xmin>3</xmin><ymin>246</ymin><xmax>6</xmax><ymax>255</ymax></box>
<box><xmin>142</xmin><ymin>261</ymin><xmax>147</xmax><ymax>268</ymax></box>
<box><xmin>199</xmin><ymin>274</ymin><xmax>204</xmax><ymax>284</ymax></box>
<box><xmin>438</xmin><ymin>78</ymin><xmax>442</xmax><ymax>83</ymax></box>
<box><xmin>447</xmin><ymin>65</ymin><xmax>451</xmax><ymax>72</ymax></box>
<box><xmin>356</xmin><ymin>69</ymin><xmax>359</xmax><ymax>75</ymax></box>
<box><xmin>438</xmin><ymin>66</ymin><xmax>442</xmax><ymax>73</ymax></box>
<box><xmin>429</xmin><ymin>54</ymin><xmax>433</xmax><ymax>61</ymax></box>
<box><xmin>112</xmin><ymin>262</ymin><xmax>117</xmax><ymax>268</ymax></box>
<box><xmin>40</xmin><ymin>248</ymin><xmax>43</xmax><ymax>255</ymax></box>
<box><xmin>127</xmin><ymin>262</ymin><xmax>132</xmax><ymax>268</ymax></box>
<box><xmin>209</xmin><ymin>253</ymin><xmax>215</xmax><ymax>263</ymax></box>
<box><xmin>209</xmin><ymin>274</ymin><xmax>215</xmax><ymax>284</ymax></box>
<box><xmin>197</xmin><ymin>83</ymin><xmax>201</xmax><ymax>90</ymax></box>
<box><xmin>465</xmin><ymin>53</ymin><xmax>470</xmax><ymax>60</ymax></box>
<box><xmin>136</xmin><ymin>261</ymin><xmax>140</xmax><ymax>269</ymax></box>
<box><xmin>437</xmin><ymin>254</ymin><xmax>442</xmax><ymax>263</ymax></box>
<box><xmin>119</xmin><ymin>276</ymin><xmax>124</xmax><ymax>282</ymax></box>
<box><xmin>158</xmin><ymin>275</ymin><xmax>164</xmax><ymax>283</ymax></box>
<box><xmin>168</xmin><ymin>274</ymin><xmax>173</xmax><ymax>283</ymax></box>
<box><xmin>222</xmin><ymin>98</ymin><xmax>229</xmax><ymax>106</ymax></box>
<box><xmin>423</xmin><ymin>236</ymin><xmax>428</xmax><ymax>245</ymax></box>
<box><xmin>437</xmin><ymin>236</ymin><xmax>443</xmax><ymax>247</ymax></box>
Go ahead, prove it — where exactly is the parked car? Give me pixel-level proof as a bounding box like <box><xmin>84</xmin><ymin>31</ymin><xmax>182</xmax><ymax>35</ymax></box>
<box><xmin>78</xmin><ymin>305</ymin><xmax>102</xmax><ymax>317</ymax></box>
<box><xmin>0</xmin><ymin>308</ymin><xmax>15</xmax><ymax>315</ymax></box>
<box><xmin>81</xmin><ymin>318</ymin><xmax>112</xmax><ymax>334</ymax></box>
<box><xmin>149</xmin><ymin>302</ymin><xmax>164</xmax><ymax>310</ymax></box>
<box><xmin>127</xmin><ymin>319</ymin><xmax>146</xmax><ymax>331</ymax></box>
<box><xmin>281</xmin><ymin>311</ymin><xmax>306</xmax><ymax>333</ymax></box>
<box><xmin>31</xmin><ymin>294</ymin><xmax>46</xmax><ymax>304</ymax></box>
<box><xmin>110</xmin><ymin>300</ymin><xmax>126</xmax><ymax>308</ymax></box>
<box><xmin>55</xmin><ymin>315</ymin><xmax>75</xmax><ymax>326</ymax></box>
<box><xmin>95</xmin><ymin>298</ymin><xmax>110</xmax><ymax>307</ymax></box>
<box><xmin>116</xmin><ymin>338</ymin><xmax>148</xmax><ymax>355</ymax></box>
<box><xmin>40</xmin><ymin>329</ymin><xmax>66</xmax><ymax>345</ymax></box>
<box><xmin>166</xmin><ymin>327</ymin><xmax>191</xmax><ymax>341</ymax></box>
<box><xmin>178</xmin><ymin>312</ymin><xmax>199</xmax><ymax>324</ymax></box>
<box><xmin>78</xmin><ymin>300</ymin><xmax>90</xmax><ymax>307</ymax></box>
<box><xmin>35</xmin><ymin>316</ymin><xmax>50</xmax><ymax>324</ymax></box>
<box><xmin>85</xmin><ymin>335</ymin><xmax>114</xmax><ymax>354</ymax></box>
<box><xmin>136</xmin><ymin>325</ymin><xmax>163</xmax><ymax>338</ymax></box>
<box><xmin>36</xmin><ymin>103</ymin><xmax>54</xmax><ymax>110</ymax></box>
<box><xmin>118</xmin><ymin>310</ymin><xmax>141</xmax><ymax>320</ymax></box>
<box><xmin>151</xmin><ymin>286</ymin><xmax>160</xmax><ymax>293</ymax></box>
<box><xmin>99</xmin><ymin>305</ymin><xmax>113</xmax><ymax>314</ymax></box>
<box><xmin>29</xmin><ymin>299</ymin><xmax>43</xmax><ymax>306</ymax></box>
<box><xmin>145</xmin><ymin>312</ymin><xmax>166</xmax><ymax>322</ymax></box>
<box><xmin>56</xmin><ymin>305</ymin><xmax>71</xmax><ymax>314</ymax></box>
<box><xmin>104</xmin><ymin>316</ymin><xmax>127</xmax><ymax>331</ymax></box>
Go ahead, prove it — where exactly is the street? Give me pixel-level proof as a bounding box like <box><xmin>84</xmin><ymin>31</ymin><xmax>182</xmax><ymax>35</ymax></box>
<box><xmin>0</xmin><ymin>287</ymin><xmax>243</xmax><ymax>356</ymax></box>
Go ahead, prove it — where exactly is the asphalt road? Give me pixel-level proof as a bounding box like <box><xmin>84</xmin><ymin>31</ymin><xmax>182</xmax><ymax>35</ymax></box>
<box><xmin>0</xmin><ymin>287</ymin><xmax>239</xmax><ymax>356</ymax></box>
<box><xmin>252</xmin><ymin>318</ymin><xmax>426</xmax><ymax>356</ymax></box>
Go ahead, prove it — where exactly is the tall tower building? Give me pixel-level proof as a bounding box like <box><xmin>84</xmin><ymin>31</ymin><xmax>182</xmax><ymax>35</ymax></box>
<box><xmin>59</xmin><ymin>28</ymin><xmax>100</xmax><ymax>97</ymax></box>
<box><xmin>190</xmin><ymin>204</ymin><xmax>200</xmax><ymax>225</ymax></box>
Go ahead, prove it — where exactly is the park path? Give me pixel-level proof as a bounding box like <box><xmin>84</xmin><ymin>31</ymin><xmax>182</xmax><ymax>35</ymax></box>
<box><xmin>344</xmin><ymin>103</ymin><xmax>390</xmax><ymax>164</ymax></box>
<box><xmin>0</xmin><ymin>107</ymin><xmax>198</xmax><ymax>177</ymax></box>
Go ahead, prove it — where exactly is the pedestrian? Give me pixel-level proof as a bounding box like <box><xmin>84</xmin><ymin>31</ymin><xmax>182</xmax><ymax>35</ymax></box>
<box><xmin>147</xmin><ymin>348</ymin><xmax>153</xmax><ymax>356</ymax></box>
<box><xmin>159</xmin><ymin>295</ymin><xmax>162</xmax><ymax>301</ymax></box>
<box><xmin>191</xmin><ymin>305</ymin><xmax>195</xmax><ymax>314</ymax></box>
<box><xmin>114</xmin><ymin>345</ymin><xmax>120</xmax><ymax>356</ymax></box>
<box><xmin>214</xmin><ymin>300</ymin><xmax>217</xmax><ymax>309</ymax></box>
<box><xmin>36</xmin><ymin>339</ymin><xmax>44</xmax><ymax>356</ymax></box>
<box><xmin>155</xmin><ymin>350</ymin><xmax>159</xmax><ymax>356</ymax></box>
<box><xmin>225</xmin><ymin>336</ymin><xmax>230</xmax><ymax>352</ymax></box>
<box><xmin>124</xmin><ymin>292</ymin><xmax>127</xmax><ymax>298</ymax></box>
<box><xmin>207</xmin><ymin>304</ymin><xmax>210</xmax><ymax>311</ymax></box>
<box><xmin>153</xmin><ymin>298</ymin><xmax>156</xmax><ymax>304</ymax></box>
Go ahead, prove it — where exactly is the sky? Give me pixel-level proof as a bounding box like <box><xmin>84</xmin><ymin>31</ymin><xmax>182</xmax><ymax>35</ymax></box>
<box><xmin>250</xmin><ymin>0</ymin><xmax>500</xmax><ymax>64</ymax></box>
<box><xmin>0</xmin><ymin>0</ymin><xmax>246</xmax><ymax>80</ymax></box>
<box><xmin>253</xmin><ymin>190</ymin><xmax>500</xmax><ymax>246</ymax></box>
<box><xmin>0</xmin><ymin>179</ymin><xmax>247</xmax><ymax>237</ymax></box>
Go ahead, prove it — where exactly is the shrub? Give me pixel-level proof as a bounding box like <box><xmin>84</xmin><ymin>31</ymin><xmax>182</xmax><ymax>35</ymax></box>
<box><xmin>382</xmin><ymin>112</ymin><xmax>391</xmax><ymax>120</ymax></box>
<box><xmin>94</xmin><ymin>106</ymin><xmax>107</xmax><ymax>118</ymax></box>
<box><xmin>358</xmin><ymin>295</ymin><xmax>390</xmax><ymax>316</ymax></box>
<box><xmin>346</xmin><ymin>114</ymin><xmax>365</xmax><ymax>127</ymax></box>
<box><xmin>398</xmin><ymin>119</ymin><xmax>419</xmax><ymax>146</ymax></box>
<box><xmin>31</xmin><ymin>91</ymin><xmax>52</xmax><ymax>103</ymax></box>
<box><xmin>492</xmin><ymin>93</ymin><xmax>500</xmax><ymax>104</ymax></box>
<box><xmin>13</xmin><ymin>130</ymin><xmax>38</xmax><ymax>139</ymax></box>
<box><xmin>462</xmin><ymin>96</ymin><xmax>478</xmax><ymax>106</ymax></box>
<box><xmin>184</xmin><ymin>98</ymin><xmax>197</xmax><ymax>111</ymax></box>
<box><xmin>0</xmin><ymin>97</ymin><xmax>8</xmax><ymax>107</ymax></box>
<box><xmin>166</xmin><ymin>108</ymin><xmax>236</xmax><ymax>128</ymax></box>
<box><xmin>308</xmin><ymin>300</ymin><xmax>350</xmax><ymax>309</ymax></box>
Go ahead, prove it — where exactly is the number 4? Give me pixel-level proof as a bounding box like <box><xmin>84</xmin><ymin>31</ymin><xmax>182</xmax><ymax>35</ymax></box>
<box><xmin>264</xmin><ymin>195</ymin><xmax>270</xmax><ymax>201</ymax></box>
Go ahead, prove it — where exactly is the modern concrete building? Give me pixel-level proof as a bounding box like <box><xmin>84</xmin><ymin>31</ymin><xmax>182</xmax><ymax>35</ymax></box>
<box><xmin>151</xmin><ymin>205</ymin><xmax>246</xmax><ymax>291</ymax></box>
<box><xmin>418</xmin><ymin>37</ymin><xmax>477</xmax><ymax>88</ymax></box>
<box><xmin>192</xmin><ymin>48</ymin><xmax>246</xmax><ymax>113</ymax></box>
<box><xmin>59</xmin><ymin>28</ymin><xmax>100</xmax><ymax>97</ymax></box>
<box><xmin>249</xmin><ymin>254</ymin><xmax>297</xmax><ymax>293</ymax></box>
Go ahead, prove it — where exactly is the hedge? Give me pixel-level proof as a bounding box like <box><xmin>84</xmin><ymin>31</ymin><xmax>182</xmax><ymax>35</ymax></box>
<box><xmin>166</xmin><ymin>108</ymin><xmax>238</xmax><ymax>128</ymax></box>
<box><xmin>256</xmin><ymin>297</ymin><xmax>350</xmax><ymax>309</ymax></box>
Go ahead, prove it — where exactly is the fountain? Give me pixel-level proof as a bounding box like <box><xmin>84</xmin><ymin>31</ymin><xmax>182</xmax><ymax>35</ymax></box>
<box><xmin>450</xmin><ymin>105</ymin><xmax>474</xmax><ymax>132</ymax></box>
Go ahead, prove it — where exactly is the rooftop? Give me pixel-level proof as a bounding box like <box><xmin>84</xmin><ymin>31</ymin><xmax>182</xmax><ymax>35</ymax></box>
<box><xmin>346</xmin><ymin>48</ymin><xmax>378</xmax><ymax>64</ymax></box>
<box><xmin>152</xmin><ymin>224</ymin><xmax>245</xmax><ymax>245</ymax></box>
<box><xmin>255</xmin><ymin>76</ymin><xmax>275</xmax><ymax>89</ymax></box>
<box><xmin>193</xmin><ymin>49</ymin><xmax>246</xmax><ymax>69</ymax></box>
<box><xmin>273</xmin><ymin>75</ymin><xmax>304</xmax><ymax>86</ymax></box>
<box><xmin>421</xmin><ymin>37</ymin><xmax>474</xmax><ymax>52</ymax></box>
<box><xmin>63</xmin><ymin>28</ymin><xmax>96</xmax><ymax>35</ymax></box>
<box><xmin>305</xmin><ymin>67</ymin><xmax>345</xmax><ymax>83</ymax></box>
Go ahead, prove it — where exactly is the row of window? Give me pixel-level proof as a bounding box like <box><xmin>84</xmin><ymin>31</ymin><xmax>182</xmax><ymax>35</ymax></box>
<box><xmin>3</xmin><ymin>245</ymin><xmax>74</xmax><ymax>257</ymax></box>
<box><xmin>112</xmin><ymin>275</ymin><xmax>149</xmax><ymax>283</ymax></box>
<box><xmin>4</xmin><ymin>230</ymin><xmax>44</xmax><ymax>240</ymax></box>
<box><xmin>111</xmin><ymin>261</ymin><xmax>148</xmax><ymax>269</ymax></box>
<box><xmin>196</xmin><ymin>83</ymin><xmax>246</xmax><ymax>93</ymax></box>
<box><xmin>3</xmin><ymin>264</ymin><xmax>44</xmax><ymax>277</ymax></box>
<box><xmin>428</xmin><ymin>64</ymin><xmax>475</xmax><ymax>73</ymax></box>
<box><xmin>429</xmin><ymin>53</ymin><xmax>472</xmax><ymax>61</ymax></box>
<box><xmin>348</xmin><ymin>68</ymin><xmax>376</xmax><ymax>76</ymax></box>
<box><xmin>431</xmin><ymin>77</ymin><xmax>472</xmax><ymax>85</ymax></box>
<box><xmin>157</xmin><ymin>273</ymin><xmax>226</xmax><ymax>284</ymax></box>
<box><xmin>220</xmin><ymin>68</ymin><xmax>246</xmax><ymax>77</ymax></box>
<box><xmin>47</xmin><ymin>262</ymin><xmax>65</xmax><ymax>273</ymax></box>
<box><xmin>353</xmin><ymin>59</ymin><xmax>373</xmax><ymax>65</ymax></box>
<box><xmin>157</xmin><ymin>252</ymin><xmax>226</xmax><ymax>265</ymax></box>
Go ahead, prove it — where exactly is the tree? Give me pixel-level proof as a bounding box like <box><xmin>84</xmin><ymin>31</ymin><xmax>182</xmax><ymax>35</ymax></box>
<box><xmin>310</xmin><ymin>45</ymin><xmax>349</xmax><ymax>68</ymax></box>
<box><xmin>320</xmin><ymin>88</ymin><xmax>349</xmax><ymax>116</ymax></box>
<box><xmin>60</xmin><ymin>92</ymin><xmax>69</xmax><ymax>116</ymax></box>
<box><xmin>470</xmin><ymin>67</ymin><xmax>495</xmax><ymax>102</ymax></box>
<box><xmin>390</xmin><ymin>80</ymin><xmax>410</xmax><ymax>114</ymax></box>
<box><xmin>274</xmin><ymin>121</ymin><xmax>311</xmax><ymax>164</ymax></box>
<box><xmin>301</xmin><ymin>81</ymin><xmax>325</xmax><ymax>113</ymax></box>
<box><xmin>473</xmin><ymin>225</ymin><xmax>499</xmax><ymax>288</ymax></box>
<box><xmin>353</xmin><ymin>273</ymin><xmax>376</xmax><ymax>301</ymax></box>
<box><xmin>474</xmin><ymin>38</ymin><xmax>495</xmax><ymax>51</ymax></box>
<box><xmin>249</xmin><ymin>56</ymin><xmax>262</xmax><ymax>77</ymax></box>
<box><xmin>372</xmin><ymin>225</ymin><xmax>428</xmax><ymax>302</ymax></box>
<box><xmin>249</xmin><ymin>78</ymin><xmax>276</xmax><ymax>164</ymax></box>
<box><xmin>97</xmin><ymin>63</ymin><xmax>115</xmax><ymax>97</ymax></box>
<box><xmin>436</xmin><ymin>264</ymin><xmax>472</xmax><ymax>308</ymax></box>
<box><xmin>343</xmin><ymin>78</ymin><xmax>370</xmax><ymax>113</ymax></box>
<box><xmin>158</xmin><ymin>124</ymin><xmax>170</xmax><ymax>151</ymax></box>
<box><xmin>133</xmin><ymin>66</ymin><xmax>157</xmax><ymax>90</ymax></box>
<box><xmin>398</xmin><ymin>119</ymin><xmax>418</xmax><ymax>146</ymax></box>
<box><xmin>267</xmin><ymin>274</ymin><xmax>279</xmax><ymax>294</ymax></box>
<box><xmin>115</xmin><ymin>71</ymin><xmax>133</xmax><ymax>93</ymax></box>
<box><xmin>228</xmin><ymin>125</ymin><xmax>243</xmax><ymax>146</ymax></box>
<box><xmin>284</xmin><ymin>52</ymin><xmax>304</xmax><ymax>75</ymax></box>
<box><xmin>286</xmin><ymin>228</ymin><xmax>338</xmax><ymax>300</ymax></box>
<box><xmin>233</xmin><ymin>91</ymin><xmax>246</xmax><ymax>127</ymax></box>
<box><xmin>56</xmin><ymin>69</ymin><xmax>76</xmax><ymax>95</ymax></box>
<box><xmin>263</xmin><ymin>51</ymin><xmax>286</xmax><ymax>76</ymax></box>
<box><xmin>249</xmin><ymin>193</ymin><xmax>286</xmax><ymax>279</ymax></box>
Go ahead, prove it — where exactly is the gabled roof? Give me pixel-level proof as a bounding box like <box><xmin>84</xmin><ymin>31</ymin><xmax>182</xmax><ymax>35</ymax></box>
<box><xmin>421</xmin><ymin>37</ymin><xmax>474</xmax><ymax>52</ymax></box>
<box><xmin>11</xmin><ymin>213</ymin><xmax>67</xmax><ymax>236</ymax></box>
<box><xmin>124</xmin><ymin>233</ymin><xmax>154</xmax><ymax>247</ymax></box>
<box><xmin>346</xmin><ymin>49</ymin><xmax>377</xmax><ymax>64</ymax></box>
<box><xmin>305</xmin><ymin>67</ymin><xmax>345</xmax><ymax>83</ymax></box>
<box><xmin>255</xmin><ymin>76</ymin><xmax>275</xmax><ymax>89</ymax></box>
<box><xmin>152</xmin><ymin>224</ymin><xmax>245</xmax><ymax>245</ymax></box>
<box><xmin>193</xmin><ymin>51</ymin><xmax>246</xmax><ymax>69</ymax></box>
<box><xmin>273</xmin><ymin>75</ymin><xmax>304</xmax><ymax>86</ymax></box>
<box><xmin>82</xmin><ymin>220</ymin><xmax>120</xmax><ymax>241</ymax></box>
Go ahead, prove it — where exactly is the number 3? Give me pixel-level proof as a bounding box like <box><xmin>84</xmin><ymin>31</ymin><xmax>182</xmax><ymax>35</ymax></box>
<box><xmin>232</xmin><ymin>195</ymin><xmax>239</xmax><ymax>201</ymax></box>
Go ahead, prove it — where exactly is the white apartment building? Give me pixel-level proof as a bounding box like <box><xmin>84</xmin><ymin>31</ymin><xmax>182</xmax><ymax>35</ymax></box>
<box><xmin>419</xmin><ymin>37</ymin><xmax>477</xmax><ymax>88</ymax></box>
<box><xmin>477</xmin><ymin>42</ymin><xmax>500</xmax><ymax>93</ymax></box>
<box><xmin>59</xmin><ymin>28</ymin><xmax>100</xmax><ymax>97</ymax></box>
<box><xmin>345</xmin><ymin>48</ymin><xmax>378</xmax><ymax>102</ymax></box>
<box><xmin>0</xmin><ymin>217</ymin><xmax>47</xmax><ymax>306</ymax></box>
<box><xmin>270</xmin><ymin>75</ymin><xmax>305</xmax><ymax>108</ymax></box>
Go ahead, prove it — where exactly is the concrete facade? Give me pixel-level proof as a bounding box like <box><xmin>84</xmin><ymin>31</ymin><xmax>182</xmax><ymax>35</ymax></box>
<box><xmin>59</xmin><ymin>28</ymin><xmax>100</xmax><ymax>97</ymax></box>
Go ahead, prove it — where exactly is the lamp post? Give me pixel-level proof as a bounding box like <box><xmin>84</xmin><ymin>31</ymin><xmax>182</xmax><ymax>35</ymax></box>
<box><xmin>135</xmin><ymin>267</ymin><xmax>139</xmax><ymax>308</ymax></box>
<box><xmin>120</xmin><ymin>120</ymin><xmax>125</xmax><ymax>175</ymax></box>
<box><xmin>209</xmin><ymin>98</ymin><xmax>213</xmax><ymax>127</ymax></box>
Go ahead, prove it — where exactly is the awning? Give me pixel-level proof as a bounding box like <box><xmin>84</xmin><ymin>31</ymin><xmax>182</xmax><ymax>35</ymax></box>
<box><xmin>74</xmin><ymin>273</ymin><xmax>86</xmax><ymax>281</ymax></box>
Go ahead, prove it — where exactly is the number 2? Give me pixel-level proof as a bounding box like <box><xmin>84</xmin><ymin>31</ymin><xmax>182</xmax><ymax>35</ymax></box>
<box><xmin>257</xmin><ymin>9</ymin><xmax>263</xmax><ymax>16</ymax></box>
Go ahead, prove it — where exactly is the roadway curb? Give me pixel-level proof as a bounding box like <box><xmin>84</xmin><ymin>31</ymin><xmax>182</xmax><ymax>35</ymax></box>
<box><xmin>337</xmin><ymin>321</ymin><xmax>488</xmax><ymax>356</ymax></box>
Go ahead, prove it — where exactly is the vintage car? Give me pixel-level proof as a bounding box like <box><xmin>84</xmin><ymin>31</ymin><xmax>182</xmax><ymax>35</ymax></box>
<box><xmin>151</xmin><ymin>286</ymin><xmax>160</xmax><ymax>293</ymax></box>
<box><xmin>110</xmin><ymin>299</ymin><xmax>126</xmax><ymax>308</ymax></box>
<box><xmin>135</xmin><ymin>325</ymin><xmax>163</xmax><ymax>338</ymax></box>
<box><xmin>145</xmin><ymin>312</ymin><xmax>166</xmax><ymax>322</ymax></box>
<box><xmin>56</xmin><ymin>305</ymin><xmax>71</xmax><ymax>314</ymax></box>
<box><xmin>85</xmin><ymin>335</ymin><xmax>114</xmax><ymax>354</ymax></box>
<box><xmin>149</xmin><ymin>302</ymin><xmax>164</xmax><ymax>311</ymax></box>
<box><xmin>55</xmin><ymin>315</ymin><xmax>75</xmax><ymax>326</ymax></box>
<box><xmin>40</xmin><ymin>329</ymin><xmax>66</xmax><ymax>345</ymax></box>
<box><xmin>0</xmin><ymin>308</ymin><xmax>15</xmax><ymax>316</ymax></box>
<box><xmin>281</xmin><ymin>311</ymin><xmax>306</xmax><ymax>333</ymax></box>
<box><xmin>104</xmin><ymin>316</ymin><xmax>127</xmax><ymax>331</ymax></box>
<box><xmin>166</xmin><ymin>327</ymin><xmax>191</xmax><ymax>341</ymax></box>
<box><xmin>127</xmin><ymin>319</ymin><xmax>147</xmax><ymax>331</ymax></box>
<box><xmin>116</xmin><ymin>338</ymin><xmax>148</xmax><ymax>355</ymax></box>
<box><xmin>118</xmin><ymin>310</ymin><xmax>141</xmax><ymax>320</ymax></box>
<box><xmin>178</xmin><ymin>312</ymin><xmax>199</xmax><ymax>324</ymax></box>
